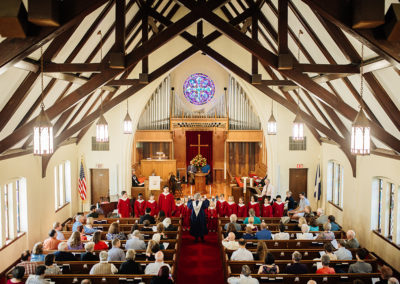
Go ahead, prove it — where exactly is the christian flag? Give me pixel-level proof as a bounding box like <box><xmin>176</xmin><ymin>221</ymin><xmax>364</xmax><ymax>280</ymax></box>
<box><xmin>78</xmin><ymin>159</ymin><xmax>87</xmax><ymax>201</ymax></box>
<box><xmin>314</xmin><ymin>164</ymin><xmax>321</xmax><ymax>200</ymax></box>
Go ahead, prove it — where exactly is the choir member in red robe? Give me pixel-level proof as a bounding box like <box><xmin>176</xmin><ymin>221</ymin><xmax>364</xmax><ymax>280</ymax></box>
<box><xmin>134</xmin><ymin>193</ymin><xmax>146</xmax><ymax>217</ymax></box>
<box><xmin>145</xmin><ymin>194</ymin><xmax>158</xmax><ymax>217</ymax></box>
<box><xmin>207</xmin><ymin>201</ymin><xmax>218</xmax><ymax>232</ymax></box>
<box><xmin>248</xmin><ymin>195</ymin><xmax>260</xmax><ymax>217</ymax></box>
<box><xmin>225</xmin><ymin>196</ymin><xmax>238</xmax><ymax>217</ymax></box>
<box><xmin>173</xmin><ymin>198</ymin><xmax>184</xmax><ymax>217</ymax></box>
<box><xmin>117</xmin><ymin>191</ymin><xmax>131</xmax><ymax>218</ymax></box>
<box><xmin>237</xmin><ymin>197</ymin><xmax>248</xmax><ymax>218</ymax></box>
<box><xmin>182</xmin><ymin>196</ymin><xmax>191</xmax><ymax>231</ymax></box>
<box><xmin>158</xmin><ymin>186</ymin><xmax>176</xmax><ymax>217</ymax></box>
<box><xmin>272</xmin><ymin>195</ymin><xmax>285</xmax><ymax>217</ymax></box>
<box><xmin>261</xmin><ymin>196</ymin><xmax>273</xmax><ymax>217</ymax></box>
<box><xmin>216</xmin><ymin>194</ymin><xmax>227</xmax><ymax>217</ymax></box>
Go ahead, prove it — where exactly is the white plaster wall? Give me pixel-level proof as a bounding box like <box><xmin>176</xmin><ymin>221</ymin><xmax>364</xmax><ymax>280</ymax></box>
<box><xmin>0</xmin><ymin>144</ymin><xmax>79</xmax><ymax>272</ymax></box>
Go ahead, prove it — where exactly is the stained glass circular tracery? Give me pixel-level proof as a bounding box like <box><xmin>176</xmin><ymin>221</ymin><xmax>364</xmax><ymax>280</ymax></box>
<box><xmin>183</xmin><ymin>73</ymin><xmax>215</xmax><ymax>105</ymax></box>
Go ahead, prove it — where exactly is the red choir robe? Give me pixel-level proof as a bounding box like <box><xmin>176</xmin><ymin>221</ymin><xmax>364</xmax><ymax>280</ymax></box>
<box><xmin>261</xmin><ymin>204</ymin><xmax>273</xmax><ymax>217</ymax></box>
<box><xmin>272</xmin><ymin>201</ymin><xmax>285</xmax><ymax>217</ymax></box>
<box><xmin>117</xmin><ymin>198</ymin><xmax>131</xmax><ymax>218</ymax></box>
<box><xmin>216</xmin><ymin>200</ymin><xmax>227</xmax><ymax>217</ymax></box>
<box><xmin>207</xmin><ymin>207</ymin><xmax>218</xmax><ymax>231</ymax></box>
<box><xmin>225</xmin><ymin>201</ymin><xmax>238</xmax><ymax>217</ymax></box>
<box><xmin>134</xmin><ymin>199</ymin><xmax>146</xmax><ymax>217</ymax></box>
<box><xmin>173</xmin><ymin>203</ymin><xmax>184</xmax><ymax>217</ymax></box>
<box><xmin>237</xmin><ymin>204</ymin><xmax>248</xmax><ymax>218</ymax></box>
<box><xmin>158</xmin><ymin>192</ymin><xmax>175</xmax><ymax>217</ymax></box>
<box><xmin>145</xmin><ymin>200</ymin><xmax>158</xmax><ymax>216</ymax></box>
<box><xmin>182</xmin><ymin>203</ymin><xmax>191</xmax><ymax>230</ymax></box>
<box><xmin>248</xmin><ymin>201</ymin><xmax>260</xmax><ymax>217</ymax></box>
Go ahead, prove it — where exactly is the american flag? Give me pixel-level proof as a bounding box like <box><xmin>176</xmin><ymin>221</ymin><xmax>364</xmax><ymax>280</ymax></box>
<box><xmin>78</xmin><ymin>160</ymin><xmax>87</xmax><ymax>201</ymax></box>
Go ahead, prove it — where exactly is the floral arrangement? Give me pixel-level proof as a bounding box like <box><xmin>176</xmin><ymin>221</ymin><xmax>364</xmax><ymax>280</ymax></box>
<box><xmin>191</xmin><ymin>154</ymin><xmax>207</xmax><ymax>168</ymax></box>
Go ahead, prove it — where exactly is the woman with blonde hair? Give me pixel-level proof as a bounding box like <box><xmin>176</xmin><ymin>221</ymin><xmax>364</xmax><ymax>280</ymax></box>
<box><xmin>145</xmin><ymin>240</ymin><xmax>160</xmax><ymax>261</ymax></box>
<box><xmin>106</xmin><ymin>222</ymin><xmax>126</xmax><ymax>240</ymax></box>
<box><xmin>31</xmin><ymin>242</ymin><xmax>45</xmax><ymax>262</ymax></box>
<box><xmin>297</xmin><ymin>217</ymin><xmax>307</xmax><ymax>231</ymax></box>
<box><xmin>156</xmin><ymin>223</ymin><xmax>166</xmax><ymax>239</ymax></box>
<box><xmin>296</xmin><ymin>224</ymin><xmax>314</xmax><ymax>240</ymax></box>
<box><xmin>67</xmin><ymin>231</ymin><xmax>83</xmax><ymax>250</ymax></box>
<box><xmin>255</xmin><ymin>241</ymin><xmax>268</xmax><ymax>261</ymax></box>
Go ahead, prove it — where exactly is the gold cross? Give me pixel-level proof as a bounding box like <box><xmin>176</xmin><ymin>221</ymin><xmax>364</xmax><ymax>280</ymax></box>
<box><xmin>190</xmin><ymin>134</ymin><xmax>209</xmax><ymax>155</ymax></box>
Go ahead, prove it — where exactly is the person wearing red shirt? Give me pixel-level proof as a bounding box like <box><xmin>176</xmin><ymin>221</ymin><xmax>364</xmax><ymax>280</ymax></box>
<box><xmin>158</xmin><ymin>186</ymin><xmax>176</xmax><ymax>217</ymax></box>
<box><xmin>145</xmin><ymin>194</ymin><xmax>158</xmax><ymax>217</ymax></box>
<box><xmin>272</xmin><ymin>195</ymin><xmax>285</xmax><ymax>217</ymax></box>
<box><xmin>173</xmin><ymin>198</ymin><xmax>184</xmax><ymax>217</ymax></box>
<box><xmin>217</xmin><ymin>194</ymin><xmax>227</xmax><ymax>217</ymax></box>
<box><xmin>182</xmin><ymin>196</ymin><xmax>191</xmax><ymax>231</ymax></box>
<box><xmin>117</xmin><ymin>191</ymin><xmax>131</xmax><ymax>218</ymax></box>
<box><xmin>248</xmin><ymin>195</ymin><xmax>260</xmax><ymax>217</ymax></box>
<box><xmin>316</xmin><ymin>255</ymin><xmax>336</xmax><ymax>274</ymax></box>
<box><xmin>134</xmin><ymin>193</ymin><xmax>146</xmax><ymax>217</ymax></box>
<box><xmin>225</xmin><ymin>196</ymin><xmax>238</xmax><ymax>217</ymax></box>
<box><xmin>92</xmin><ymin>231</ymin><xmax>109</xmax><ymax>250</ymax></box>
<box><xmin>261</xmin><ymin>196</ymin><xmax>273</xmax><ymax>217</ymax></box>
<box><xmin>207</xmin><ymin>201</ymin><xmax>218</xmax><ymax>232</ymax></box>
<box><xmin>237</xmin><ymin>197</ymin><xmax>248</xmax><ymax>218</ymax></box>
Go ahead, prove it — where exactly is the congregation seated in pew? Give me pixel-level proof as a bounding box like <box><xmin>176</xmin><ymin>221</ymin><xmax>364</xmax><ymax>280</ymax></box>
<box><xmin>81</xmin><ymin>242</ymin><xmax>99</xmax><ymax>261</ymax></box>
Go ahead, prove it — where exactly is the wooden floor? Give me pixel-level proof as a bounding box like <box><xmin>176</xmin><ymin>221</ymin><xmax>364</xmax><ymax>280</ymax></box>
<box><xmin>179</xmin><ymin>182</ymin><xmax>232</xmax><ymax>198</ymax></box>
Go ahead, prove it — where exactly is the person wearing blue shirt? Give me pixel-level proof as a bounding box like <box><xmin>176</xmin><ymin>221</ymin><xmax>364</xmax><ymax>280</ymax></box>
<box><xmin>72</xmin><ymin>215</ymin><xmax>97</xmax><ymax>234</ymax></box>
<box><xmin>201</xmin><ymin>163</ymin><xmax>211</xmax><ymax>185</ymax></box>
<box><xmin>255</xmin><ymin>222</ymin><xmax>272</xmax><ymax>240</ymax></box>
<box><xmin>328</xmin><ymin>215</ymin><xmax>340</xmax><ymax>231</ymax></box>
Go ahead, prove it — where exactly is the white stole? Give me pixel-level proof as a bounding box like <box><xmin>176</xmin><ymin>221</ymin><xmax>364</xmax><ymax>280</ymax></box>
<box><xmin>193</xmin><ymin>200</ymin><xmax>203</xmax><ymax>217</ymax></box>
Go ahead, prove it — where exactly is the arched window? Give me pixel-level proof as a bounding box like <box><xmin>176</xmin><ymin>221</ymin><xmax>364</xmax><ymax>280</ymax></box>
<box><xmin>327</xmin><ymin>160</ymin><xmax>344</xmax><ymax>208</ymax></box>
<box><xmin>0</xmin><ymin>178</ymin><xmax>27</xmax><ymax>246</ymax></box>
<box><xmin>54</xmin><ymin>160</ymin><xmax>71</xmax><ymax>210</ymax></box>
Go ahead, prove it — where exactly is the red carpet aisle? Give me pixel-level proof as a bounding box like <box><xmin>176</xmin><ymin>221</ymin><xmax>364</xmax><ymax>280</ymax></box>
<box><xmin>175</xmin><ymin>231</ymin><xmax>225</xmax><ymax>284</ymax></box>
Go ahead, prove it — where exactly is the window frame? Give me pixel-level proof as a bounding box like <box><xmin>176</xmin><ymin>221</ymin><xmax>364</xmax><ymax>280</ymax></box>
<box><xmin>327</xmin><ymin>160</ymin><xmax>343</xmax><ymax>209</ymax></box>
<box><xmin>54</xmin><ymin>160</ymin><xmax>71</xmax><ymax>211</ymax></box>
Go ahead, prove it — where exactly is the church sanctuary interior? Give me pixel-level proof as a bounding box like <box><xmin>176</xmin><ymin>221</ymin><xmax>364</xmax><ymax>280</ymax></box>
<box><xmin>1</xmin><ymin>0</ymin><xmax>400</xmax><ymax>283</ymax></box>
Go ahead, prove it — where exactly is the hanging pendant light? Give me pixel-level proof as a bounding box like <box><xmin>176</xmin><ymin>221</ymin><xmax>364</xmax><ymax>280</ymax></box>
<box><xmin>96</xmin><ymin>94</ymin><xmax>109</xmax><ymax>142</ymax></box>
<box><xmin>95</xmin><ymin>30</ymin><xmax>109</xmax><ymax>143</ymax></box>
<box><xmin>267</xmin><ymin>95</ymin><xmax>277</xmax><ymax>135</ymax></box>
<box><xmin>292</xmin><ymin>111</ymin><xmax>304</xmax><ymax>141</ymax></box>
<box><xmin>33</xmin><ymin>47</ymin><xmax>54</xmax><ymax>156</ymax></box>
<box><xmin>292</xmin><ymin>30</ymin><xmax>304</xmax><ymax>141</ymax></box>
<box><xmin>123</xmin><ymin>100</ymin><xmax>133</xmax><ymax>134</ymax></box>
<box><xmin>351</xmin><ymin>44</ymin><xmax>370</xmax><ymax>155</ymax></box>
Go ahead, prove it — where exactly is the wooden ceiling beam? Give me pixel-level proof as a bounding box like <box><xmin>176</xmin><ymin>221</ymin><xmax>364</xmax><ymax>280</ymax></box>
<box><xmin>301</xmin><ymin>0</ymin><xmax>400</xmax><ymax>68</ymax></box>
<box><xmin>295</xmin><ymin>63</ymin><xmax>359</xmax><ymax>74</ymax></box>
<box><xmin>278</xmin><ymin>0</ymin><xmax>292</xmax><ymax>69</ymax></box>
<box><xmin>43</xmin><ymin>63</ymin><xmax>103</xmax><ymax>73</ymax></box>
<box><xmin>0</xmin><ymin>0</ymin><xmax>109</xmax><ymax>74</ymax></box>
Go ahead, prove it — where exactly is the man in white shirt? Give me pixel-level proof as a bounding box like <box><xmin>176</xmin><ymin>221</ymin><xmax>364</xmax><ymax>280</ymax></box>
<box><xmin>334</xmin><ymin>240</ymin><xmax>352</xmax><ymax>260</ymax></box>
<box><xmin>231</xmin><ymin>239</ymin><xmax>254</xmax><ymax>261</ymax></box>
<box><xmin>144</xmin><ymin>251</ymin><xmax>171</xmax><ymax>275</ymax></box>
<box><xmin>228</xmin><ymin>265</ymin><xmax>259</xmax><ymax>284</ymax></box>
<box><xmin>273</xmin><ymin>223</ymin><xmax>290</xmax><ymax>240</ymax></box>
<box><xmin>222</xmin><ymin>232</ymin><xmax>240</xmax><ymax>250</ymax></box>
<box><xmin>260</xmin><ymin>179</ymin><xmax>275</xmax><ymax>200</ymax></box>
<box><xmin>292</xmin><ymin>192</ymin><xmax>310</xmax><ymax>219</ymax></box>
<box><xmin>126</xmin><ymin>230</ymin><xmax>146</xmax><ymax>250</ymax></box>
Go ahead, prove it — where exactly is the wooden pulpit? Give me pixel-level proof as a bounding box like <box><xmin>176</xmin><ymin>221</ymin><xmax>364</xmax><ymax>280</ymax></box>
<box><xmin>194</xmin><ymin>172</ymin><xmax>207</xmax><ymax>194</ymax></box>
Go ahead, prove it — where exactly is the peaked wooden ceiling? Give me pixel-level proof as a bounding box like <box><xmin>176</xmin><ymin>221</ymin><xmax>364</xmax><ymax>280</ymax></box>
<box><xmin>0</xmin><ymin>0</ymin><xmax>400</xmax><ymax>177</ymax></box>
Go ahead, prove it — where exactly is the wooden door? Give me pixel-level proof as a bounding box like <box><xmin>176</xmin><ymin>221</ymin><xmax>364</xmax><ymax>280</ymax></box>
<box><xmin>90</xmin><ymin>169</ymin><xmax>109</xmax><ymax>203</ymax></box>
<box><xmin>289</xmin><ymin>168</ymin><xmax>308</xmax><ymax>203</ymax></box>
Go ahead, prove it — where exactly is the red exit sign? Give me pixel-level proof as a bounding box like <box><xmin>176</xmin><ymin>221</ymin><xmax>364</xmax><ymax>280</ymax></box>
<box><xmin>296</xmin><ymin>164</ymin><xmax>303</xmax><ymax>168</ymax></box>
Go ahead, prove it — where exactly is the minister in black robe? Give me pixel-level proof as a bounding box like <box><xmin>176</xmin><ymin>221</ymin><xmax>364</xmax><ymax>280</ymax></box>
<box><xmin>188</xmin><ymin>193</ymin><xmax>209</xmax><ymax>242</ymax></box>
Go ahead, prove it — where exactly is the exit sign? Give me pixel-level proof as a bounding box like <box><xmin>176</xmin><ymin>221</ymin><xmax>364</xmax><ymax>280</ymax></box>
<box><xmin>296</xmin><ymin>164</ymin><xmax>303</xmax><ymax>168</ymax></box>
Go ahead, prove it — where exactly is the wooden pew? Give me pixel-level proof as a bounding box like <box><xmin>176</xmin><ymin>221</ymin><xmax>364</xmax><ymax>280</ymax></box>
<box><xmin>65</xmin><ymin>222</ymin><xmax>182</xmax><ymax>231</ymax></box>
<box><xmin>65</xmin><ymin>217</ymin><xmax>181</xmax><ymax>226</ymax></box>
<box><xmin>222</xmin><ymin>238</ymin><xmax>336</xmax><ymax>249</ymax></box>
<box><xmin>227</xmin><ymin>272</ymin><xmax>381</xmax><ymax>284</ymax></box>
<box><xmin>20</xmin><ymin>274</ymin><xmax>166</xmax><ymax>284</ymax></box>
<box><xmin>221</xmin><ymin>230</ymin><xmax>344</xmax><ymax>239</ymax></box>
<box><xmin>219</xmin><ymin>217</ymin><xmax>283</xmax><ymax>224</ymax></box>
<box><xmin>227</xmin><ymin>259</ymin><xmax>379</xmax><ymax>274</ymax></box>
<box><xmin>224</xmin><ymin>248</ymin><xmax>363</xmax><ymax>261</ymax></box>
<box><xmin>62</xmin><ymin>230</ymin><xmax>179</xmax><ymax>240</ymax></box>
<box><xmin>42</xmin><ymin>248</ymin><xmax>177</xmax><ymax>261</ymax></box>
